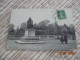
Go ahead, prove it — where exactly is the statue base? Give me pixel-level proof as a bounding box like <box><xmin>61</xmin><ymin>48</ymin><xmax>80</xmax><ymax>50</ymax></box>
<box><xmin>21</xmin><ymin>36</ymin><xmax>39</xmax><ymax>40</ymax></box>
<box><xmin>21</xmin><ymin>29</ymin><xmax>39</xmax><ymax>40</ymax></box>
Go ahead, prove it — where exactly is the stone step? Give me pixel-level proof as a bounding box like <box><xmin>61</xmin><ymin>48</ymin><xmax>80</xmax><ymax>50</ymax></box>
<box><xmin>21</xmin><ymin>36</ymin><xmax>39</xmax><ymax>40</ymax></box>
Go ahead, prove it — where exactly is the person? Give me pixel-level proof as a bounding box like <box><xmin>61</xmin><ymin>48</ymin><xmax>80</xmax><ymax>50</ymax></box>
<box><xmin>64</xmin><ymin>34</ymin><xmax>68</xmax><ymax>44</ymax></box>
<box><xmin>60</xmin><ymin>35</ymin><xmax>64</xmax><ymax>44</ymax></box>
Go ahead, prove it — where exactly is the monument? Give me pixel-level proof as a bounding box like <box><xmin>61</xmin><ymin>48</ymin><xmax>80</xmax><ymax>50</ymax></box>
<box><xmin>21</xmin><ymin>17</ymin><xmax>39</xmax><ymax>40</ymax></box>
<box><xmin>15</xmin><ymin>17</ymin><xmax>45</xmax><ymax>44</ymax></box>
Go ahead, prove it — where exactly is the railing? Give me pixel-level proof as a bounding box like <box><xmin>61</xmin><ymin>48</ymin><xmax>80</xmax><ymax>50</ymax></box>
<box><xmin>36</xmin><ymin>35</ymin><xmax>76</xmax><ymax>40</ymax></box>
<box><xmin>8</xmin><ymin>35</ymin><xmax>76</xmax><ymax>40</ymax></box>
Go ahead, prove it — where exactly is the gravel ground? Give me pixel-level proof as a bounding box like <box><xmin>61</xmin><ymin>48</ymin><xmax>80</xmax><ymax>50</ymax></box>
<box><xmin>6</xmin><ymin>39</ymin><xmax>77</xmax><ymax>50</ymax></box>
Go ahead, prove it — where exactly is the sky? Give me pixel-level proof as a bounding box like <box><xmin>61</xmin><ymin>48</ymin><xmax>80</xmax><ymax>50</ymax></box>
<box><xmin>10</xmin><ymin>9</ymin><xmax>73</xmax><ymax>29</ymax></box>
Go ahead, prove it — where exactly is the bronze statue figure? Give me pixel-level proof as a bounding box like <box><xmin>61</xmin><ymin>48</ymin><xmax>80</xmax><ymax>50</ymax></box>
<box><xmin>27</xmin><ymin>17</ymin><xmax>33</xmax><ymax>29</ymax></box>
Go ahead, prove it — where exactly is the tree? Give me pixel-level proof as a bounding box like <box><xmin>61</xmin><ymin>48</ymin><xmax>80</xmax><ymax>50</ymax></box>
<box><xmin>20</xmin><ymin>22</ymin><xmax>26</xmax><ymax>30</ymax></box>
<box><xmin>47</xmin><ymin>24</ymin><xmax>54</xmax><ymax>35</ymax></box>
<box><xmin>60</xmin><ymin>24</ymin><xmax>70</xmax><ymax>34</ymax></box>
<box><xmin>9</xmin><ymin>24</ymin><xmax>15</xmax><ymax>31</ymax></box>
<box><xmin>15</xmin><ymin>26</ymin><xmax>20</xmax><ymax>37</ymax></box>
<box><xmin>34</xmin><ymin>23</ymin><xmax>39</xmax><ymax>29</ymax></box>
<box><xmin>38</xmin><ymin>20</ymin><xmax>50</xmax><ymax>27</ymax></box>
<box><xmin>69</xmin><ymin>24</ymin><xmax>75</xmax><ymax>35</ymax></box>
<box><xmin>18</xmin><ymin>28</ymin><xmax>25</xmax><ymax>37</ymax></box>
<box><xmin>53</xmin><ymin>21</ymin><xmax>60</xmax><ymax>35</ymax></box>
<box><xmin>8</xmin><ymin>24</ymin><xmax>15</xmax><ymax>35</ymax></box>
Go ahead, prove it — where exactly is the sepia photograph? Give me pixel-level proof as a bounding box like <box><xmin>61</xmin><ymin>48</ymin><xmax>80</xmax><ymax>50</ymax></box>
<box><xmin>7</xmin><ymin>9</ymin><xmax>77</xmax><ymax>50</ymax></box>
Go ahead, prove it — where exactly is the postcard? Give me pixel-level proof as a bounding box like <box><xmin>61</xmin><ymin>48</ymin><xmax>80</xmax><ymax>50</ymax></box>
<box><xmin>6</xmin><ymin>9</ymin><xmax>77</xmax><ymax>50</ymax></box>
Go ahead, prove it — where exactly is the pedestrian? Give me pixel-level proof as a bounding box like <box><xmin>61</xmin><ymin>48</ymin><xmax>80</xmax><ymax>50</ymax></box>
<box><xmin>60</xmin><ymin>35</ymin><xmax>64</xmax><ymax>44</ymax></box>
<box><xmin>64</xmin><ymin>34</ymin><xmax>68</xmax><ymax>44</ymax></box>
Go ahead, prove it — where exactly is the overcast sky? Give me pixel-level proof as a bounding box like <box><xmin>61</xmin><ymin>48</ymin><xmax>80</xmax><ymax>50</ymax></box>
<box><xmin>10</xmin><ymin>9</ymin><xmax>73</xmax><ymax>29</ymax></box>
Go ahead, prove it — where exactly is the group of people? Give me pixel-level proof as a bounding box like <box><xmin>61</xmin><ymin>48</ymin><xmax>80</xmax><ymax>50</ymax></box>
<box><xmin>60</xmin><ymin>34</ymin><xmax>68</xmax><ymax>44</ymax></box>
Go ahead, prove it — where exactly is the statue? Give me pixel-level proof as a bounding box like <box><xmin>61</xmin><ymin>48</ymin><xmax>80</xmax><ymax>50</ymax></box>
<box><xmin>27</xmin><ymin>17</ymin><xmax>33</xmax><ymax>29</ymax></box>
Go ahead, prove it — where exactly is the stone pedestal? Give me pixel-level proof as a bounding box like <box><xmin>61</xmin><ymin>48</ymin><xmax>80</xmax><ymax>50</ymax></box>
<box><xmin>25</xmin><ymin>29</ymin><xmax>35</xmax><ymax>36</ymax></box>
<box><xmin>21</xmin><ymin>29</ymin><xmax>39</xmax><ymax>40</ymax></box>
